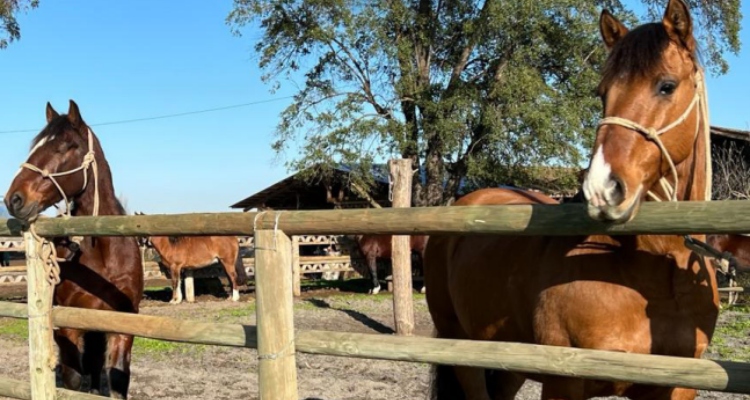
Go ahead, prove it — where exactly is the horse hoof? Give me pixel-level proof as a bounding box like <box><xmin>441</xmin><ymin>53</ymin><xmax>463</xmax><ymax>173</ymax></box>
<box><xmin>420</xmin><ymin>286</ymin><xmax>426</xmax><ymax>294</ymax></box>
<box><xmin>169</xmin><ymin>299</ymin><xmax>181</xmax><ymax>305</ymax></box>
<box><xmin>369</xmin><ymin>286</ymin><xmax>381</xmax><ymax>295</ymax></box>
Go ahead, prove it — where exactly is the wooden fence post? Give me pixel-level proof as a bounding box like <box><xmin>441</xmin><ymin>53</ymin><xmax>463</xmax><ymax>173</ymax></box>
<box><xmin>389</xmin><ymin>159</ymin><xmax>415</xmax><ymax>336</ymax></box>
<box><xmin>184</xmin><ymin>270</ymin><xmax>195</xmax><ymax>303</ymax></box>
<box><xmin>292</xmin><ymin>236</ymin><xmax>301</xmax><ymax>297</ymax></box>
<box><xmin>23</xmin><ymin>230</ymin><xmax>57</xmax><ymax>399</ymax></box>
<box><xmin>254</xmin><ymin>228</ymin><xmax>298</xmax><ymax>400</ymax></box>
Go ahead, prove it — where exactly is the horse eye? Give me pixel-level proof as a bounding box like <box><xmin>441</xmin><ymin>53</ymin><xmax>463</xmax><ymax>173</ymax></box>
<box><xmin>658</xmin><ymin>81</ymin><xmax>677</xmax><ymax>96</ymax></box>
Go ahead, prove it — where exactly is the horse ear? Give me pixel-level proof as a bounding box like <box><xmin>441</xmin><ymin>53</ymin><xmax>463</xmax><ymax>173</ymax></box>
<box><xmin>663</xmin><ymin>0</ymin><xmax>695</xmax><ymax>52</ymax></box>
<box><xmin>46</xmin><ymin>102</ymin><xmax>59</xmax><ymax>123</ymax></box>
<box><xmin>600</xmin><ymin>9</ymin><xmax>628</xmax><ymax>51</ymax></box>
<box><xmin>67</xmin><ymin>99</ymin><xmax>84</xmax><ymax>128</ymax></box>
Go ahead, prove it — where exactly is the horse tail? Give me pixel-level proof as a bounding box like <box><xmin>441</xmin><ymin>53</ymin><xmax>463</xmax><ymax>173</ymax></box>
<box><xmin>428</xmin><ymin>364</ymin><xmax>471</xmax><ymax>400</ymax></box>
<box><xmin>234</xmin><ymin>249</ymin><xmax>248</xmax><ymax>285</ymax></box>
<box><xmin>425</xmin><ymin>328</ymin><xmax>467</xmax><ymax>400</ymax></box>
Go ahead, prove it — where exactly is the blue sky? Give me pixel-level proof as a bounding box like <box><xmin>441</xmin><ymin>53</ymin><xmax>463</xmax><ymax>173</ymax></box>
<box><xmin>0</xmin><ymin>0</ymin><xmax>294</xmax><ymax>214</ymax></box>
<box><xmin>0</xmin><ymin>0</ymin><xmax>748</xmax><ymax>215</ymax></box>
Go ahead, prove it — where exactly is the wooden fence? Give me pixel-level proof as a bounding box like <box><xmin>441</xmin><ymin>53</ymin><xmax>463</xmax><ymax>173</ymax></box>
<box><xmin>2</xmin><ymin>201</ymin><xmax>750</xmax><ymax>399</ymax></box>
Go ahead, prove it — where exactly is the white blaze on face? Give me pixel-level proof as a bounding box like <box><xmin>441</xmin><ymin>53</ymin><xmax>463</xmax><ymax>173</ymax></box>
<box><xmin>15</xmin><ymin>135</ymin><xmax>56</xmax><ymax>178</ymax></box>
<box><xmin>583</xmin><ymin>146</ymin><xmax>616</xmax><ymax>207</ymax></box>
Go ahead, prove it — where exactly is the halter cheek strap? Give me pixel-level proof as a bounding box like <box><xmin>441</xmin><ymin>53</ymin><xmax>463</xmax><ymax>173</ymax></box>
<box><xmin>20</xmin><ymin>127</ymin><xmax>100</xmax><ymax>218</ymax></box>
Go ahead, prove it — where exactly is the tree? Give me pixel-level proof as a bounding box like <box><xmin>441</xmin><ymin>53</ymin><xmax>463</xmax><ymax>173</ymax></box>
<box><xmin>713</xmin><ymin>141</ymin><xmax>750</xmax><ymax>201</ymax></box>
<box><xmin>1</xmin><ymin>0</ymin><xmax>38</xmax><ymax>49</ymax></box>
<box><xmin>227</xmin><ymin>0</ymin><xmax>741</xmax><ymax>206</ymax></box>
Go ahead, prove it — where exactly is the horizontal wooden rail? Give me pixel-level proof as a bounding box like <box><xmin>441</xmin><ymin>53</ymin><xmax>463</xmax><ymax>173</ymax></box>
<box><xmin>0</xmin><ymin>302</ymin><xmax>257</xmax><ymax>348</ymax></box>
<box><xmin>1</xmin><ymin>302</ymin><xmax>749</xmax><ymax>394</ymax></box>
<box><xmin>0</xmin><ymin>374</ymin><xmax>105</xmax><ymax>399</ymax></box>
<box><xmin>2</xmin><ymin>201</ymin><xmax>750</xmax><ymax>237</ymax></box>
<box><xmin>295</xmin><ymin>331</ymin><xmax>750</xmax><ymax>394</ymax></box>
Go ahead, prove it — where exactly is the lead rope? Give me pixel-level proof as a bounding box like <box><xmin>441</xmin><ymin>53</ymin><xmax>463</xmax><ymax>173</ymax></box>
<box><xmin>597</xmin><ymin>69</ymin><xmax>738</xmax><ymax>303</ymax></box>
<box><xmin>21</xmin><ymin>128</ymin><xmax>100</xmax><ymax>286</ymax></box>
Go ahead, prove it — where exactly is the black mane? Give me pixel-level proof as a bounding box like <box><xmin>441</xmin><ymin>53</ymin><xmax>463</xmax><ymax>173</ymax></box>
<box><xmin>30</xmin><ymin>115</ymin><xmax>77</xmax><ymax>150</ymax></box>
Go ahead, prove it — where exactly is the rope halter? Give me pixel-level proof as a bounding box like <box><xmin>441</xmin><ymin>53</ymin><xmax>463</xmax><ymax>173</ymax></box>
<box><xmin>596</xmin><ymin>70</ymin><xmax>705</xmax><ymax>203</ymax></box>
<box><xmin>20</xmin><ymin>127</ymin><xmax>100</xmax><ymax>218</ymax></box>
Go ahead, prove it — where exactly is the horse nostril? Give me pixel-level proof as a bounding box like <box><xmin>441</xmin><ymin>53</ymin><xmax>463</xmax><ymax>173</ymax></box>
<box><xmin>609</xmin><ymin>174</ymin><xmax>626</xmax><ymax>206</ymax></box>
<box><xmin>9</xmin><ymin>192</ymin><xmax>24</xmax><ymax>211</ymax></box>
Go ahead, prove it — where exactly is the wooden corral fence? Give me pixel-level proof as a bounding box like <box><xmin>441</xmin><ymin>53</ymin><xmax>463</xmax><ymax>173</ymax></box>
<box><xmin>0</xmin><ymin>234</ymin><xmax>362</xmax><ymax>300</ymax></box>
<box><xmin>3</xmin><ymin>201</ymin><xmax>750</xmax><ymax>398</ymax></box>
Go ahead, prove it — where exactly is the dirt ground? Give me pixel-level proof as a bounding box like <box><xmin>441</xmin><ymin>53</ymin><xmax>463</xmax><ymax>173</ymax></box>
<box><xmin>0</xmin><ymin>282</ymin><xmax>749</xmax><ymax>400</ymax></box>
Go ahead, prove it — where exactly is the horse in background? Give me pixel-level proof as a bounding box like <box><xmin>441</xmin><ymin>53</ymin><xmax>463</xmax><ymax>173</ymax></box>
<box><xmin>344</xmin><ymin>234</ymin><xmax>428</xmax><ymax>294</ymax></box>
<box><xmin>425</xmin><ymin>1</ymin><xmax>718</xmax><ymax>399</ymax></box>
<box><xmin>135</xmin><ymin>212</ymin><xmax>247</xmax><ymax>304</ymax></box>
<box><xmin>4</xmin><ymin>100</ymin><xmax>143</xmax><ymax>398</ymax></box>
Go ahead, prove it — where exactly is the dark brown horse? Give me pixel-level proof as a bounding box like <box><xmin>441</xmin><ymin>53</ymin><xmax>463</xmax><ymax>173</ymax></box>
<box><xmin>707</xmin><ymin>234</ymin><xmax>750</xmax><ymax>270</ymax></box>
<box><xmin>5</xmin><ymin>100</ymin><xmax>143</xmax><ymax>398</ymax></box>
<box><xmin>425</xmin><ymin>1</ymin><xmax>718</xmax><ymax>399</ymax></box>
<box><xmin>135</xmin><ymin>212</ymin><xmax>247</xmax><ymax>304</ymax></box>
<box><xmin>348</xmin><ymin>234</ymin><xmax>428</xmax><ymax>294</ymax></box>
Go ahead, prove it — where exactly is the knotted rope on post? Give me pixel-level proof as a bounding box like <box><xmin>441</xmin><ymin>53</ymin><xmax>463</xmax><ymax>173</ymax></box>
<box><xmin>27</xmin><ymin>224</ymin><xmax>64</xmax><ymax>286</ymax></box>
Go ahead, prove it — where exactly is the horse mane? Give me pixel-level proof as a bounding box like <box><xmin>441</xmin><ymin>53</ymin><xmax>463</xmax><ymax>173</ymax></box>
<box><xmin>597</xmin><ymin>23</ymin><xmax>698</xmax><ymax>96</ymax></box>
<box><xmin>31</xmin><ymin>116</ymin><xmax>77</xmax><ymax>150</ymax></box>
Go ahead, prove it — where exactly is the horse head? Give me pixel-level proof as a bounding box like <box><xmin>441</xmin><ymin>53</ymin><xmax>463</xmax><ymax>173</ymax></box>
<box><xmin>5</xmin><ymin>100</ymin><xmax>99</xmax><ymax>221</ymax></box>
<box><xmin>583</xmin><ymin>0</ymin><xmax>706</xmax><ymax>223</ymax></box>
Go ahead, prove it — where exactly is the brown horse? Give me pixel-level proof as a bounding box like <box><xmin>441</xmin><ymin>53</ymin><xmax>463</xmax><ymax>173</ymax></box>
<box><xmin>135</xmin><ymin>212</ymin><xmax>246</xmax><ymax>304</ymax></box>
<box><xmin>348</xmin><ymin>234</ymin><xmax>428</xmax><ymax>294</ymax></box>
<box><xmin>424</xmin><ymin>1</ymin><xmax>718</xmax><ymax>399</ymax></box>
<box><xmin>5</xmin><ymin>100</ymin><xmax>143</xmax><ymax>398</ymax></box>
<box><xmin>707</xmin><ymin>234</ymin><xmax>750</xmax><ymax>270</ymax></box>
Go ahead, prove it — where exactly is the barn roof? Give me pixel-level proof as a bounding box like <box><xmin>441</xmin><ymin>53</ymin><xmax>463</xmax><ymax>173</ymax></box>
<box><xmin>711</xmin><ymin>125</ymin><xmax>750</xmax><ymax>142</ymax></box>
<box><xmin>230</xmin><ymin>126</ymin><xmax>750</xmax><ymax>211</ymax></box>
<box><xmin>229</xmin><ymin>163</ymin><xmax>392</xmax><ymax>211</ymax></box>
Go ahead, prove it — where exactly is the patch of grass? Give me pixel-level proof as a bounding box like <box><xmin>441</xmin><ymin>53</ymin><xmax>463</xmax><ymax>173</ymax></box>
<box><xmin>709</xmin><ymin>312</ymin><xmax>750</xmax><ymax>361</ymax></box>
<box><xmin>133</xmin><ymin>337</ymin><xmax>206</xmax><ymax>357</ymax></box>
<box><xmin>0</xmin><ymin>318</ymin><xmax>28</xmax><ymax>340</ymax></box>
<box><xmin>216</xmin><ymin>303</ymin><xmax>256</xmax><ymax>318</ymax></box>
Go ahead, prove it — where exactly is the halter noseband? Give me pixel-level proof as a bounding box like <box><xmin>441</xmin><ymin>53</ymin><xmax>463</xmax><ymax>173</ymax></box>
<box><xmin>596</xmin><ymin>70</ymin><xmax>706</xmax><ymax>203</ymax></box>
<box><xmin>20</xmin><ymin>127</ymin><xmax>100</xmax><ymax>218</ymax></box>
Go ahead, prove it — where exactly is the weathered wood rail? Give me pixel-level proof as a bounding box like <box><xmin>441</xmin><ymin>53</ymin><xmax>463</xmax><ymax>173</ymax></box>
<box><xmin>2</xmin><ymin>201</ymin><xmax>750</xmax><ymax>399</ymax></box>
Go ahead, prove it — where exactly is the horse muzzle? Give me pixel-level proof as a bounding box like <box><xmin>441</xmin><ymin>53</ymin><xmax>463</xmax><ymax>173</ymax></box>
<box><xmin>4</xmin><ymin>191</ymin><xmax>41</xmax><ymax>222</ymax></box>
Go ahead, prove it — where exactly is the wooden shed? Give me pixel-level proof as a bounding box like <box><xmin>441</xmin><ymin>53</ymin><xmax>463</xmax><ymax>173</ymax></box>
<box><xmin>230</xmin><ymin>164</ymin><xmax>392</xmax><ymax>211</ymax></box>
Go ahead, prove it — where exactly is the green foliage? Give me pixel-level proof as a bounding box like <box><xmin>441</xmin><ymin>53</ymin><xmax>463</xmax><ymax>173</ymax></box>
<box><xmin>227</xmin><ymin>0</ymin><xmax>741</xmax><ymax>205</ymax></box>
<box><xmin>0</xmin><ymin>0</ymin><xmax>38</xmax><ymax>49</ymax></box>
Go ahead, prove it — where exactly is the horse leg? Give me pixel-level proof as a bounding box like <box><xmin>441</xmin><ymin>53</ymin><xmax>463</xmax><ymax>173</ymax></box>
<box><xmin>625</xmin><ymin>385</ymin><xmax>696</xmax><ymax>400</ymax></box>
<box><xmin>540</xmin><ymin>377</ymin><xmax>585</xmax><ymax>400</ymax></box>
<box><xmin>169</xmin><ymin>264</ymin><xmax>183</xmax><ymax>304</ymax></box>
<box><xmin>55</xmin><ymin>328</ymin><xmax>85</xmax><ymax>391</ymax></box>
<box><xmin>490</xmin><ymin>372</ymin><xmax>525</xmax><ymax>400</ymax></box>
<box><xmin>104</xmin><ymin>333</ymin><xmax>134</xmax><ymax>399</ymax></box>
<box><xmin>451</xmin><ymin>366</ymin><xmax>492</xmax><ymax>400</ymax></box>
<box><xmin>367</xmin><ymin>255</ymin><xmax>380</xmax><ymax>295</ymax></box>
<box><xmin>83</xmin><ymin>331</ymin><xmax>106</xmax><ymax>395</ymax></box>
<box><xmin>219</xmin><ymin>258</ymin><xmax>240</xmax><ymax>302</ymax></box>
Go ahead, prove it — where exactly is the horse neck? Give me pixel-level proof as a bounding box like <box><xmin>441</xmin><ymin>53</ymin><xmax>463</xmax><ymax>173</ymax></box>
<box><xmin>148</xmin><ymin>236</ymin><xmax>172</xmax><ymax>254</ymax></box>
<box><xmin>70</xmin><ymin>136</ymin><xmax>122</xmax><ymax>217</ymax></box>
<box><xmin>675</xmin><ymin>108</ymin><xmax>710</xmax><ymax>202</ymax></box>
<box><xmin>633</xmin><ymin>83</ymin><xmax>710</xmax><ymax>255</ymax></box>
<box><xmin>649</xmin><ymin>74</ymin><xmax>711</xmax><ymax>203</ymax></box>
